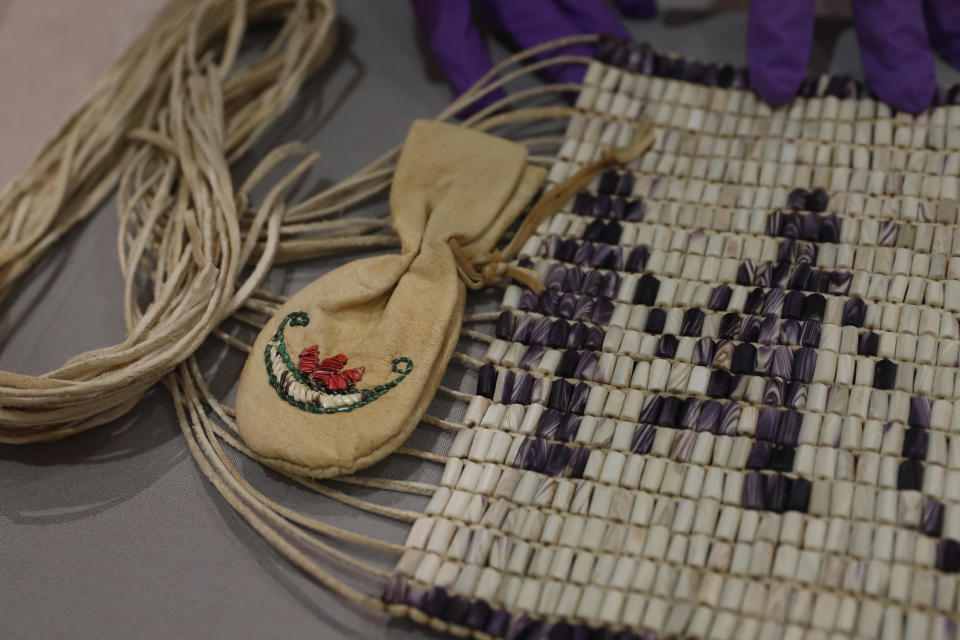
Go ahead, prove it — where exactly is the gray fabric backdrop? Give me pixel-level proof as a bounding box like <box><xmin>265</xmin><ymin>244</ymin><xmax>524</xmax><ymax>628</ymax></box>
<box><xmin>3</xmin><ymin>3</ymin><xmax>960</xmax><ymax>638</ymax></box>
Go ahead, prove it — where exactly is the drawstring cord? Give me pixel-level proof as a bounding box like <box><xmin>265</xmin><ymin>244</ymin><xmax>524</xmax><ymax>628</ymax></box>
<box><xmin>451</xmin><ymin>115</ymin><xmax>654</xmax><ymax>294</ymax></box>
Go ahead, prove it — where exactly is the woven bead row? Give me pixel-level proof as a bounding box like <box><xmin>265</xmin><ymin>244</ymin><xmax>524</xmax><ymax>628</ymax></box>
<box><xmin>387</xmin><ymin>572</ymin><xmax>958</xmax><ymax>640</ymax></box>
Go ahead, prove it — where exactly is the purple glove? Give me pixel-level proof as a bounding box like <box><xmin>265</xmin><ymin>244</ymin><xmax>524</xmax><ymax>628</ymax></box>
<box><xmin>749</xmin><ymin>0</ymin><xmax>960</xmax><ymax>113</ymax></box>
<box><xmin>412</xmin><ymin>0</ymin><xmax>656</xmax><ymax>114</ymax></box>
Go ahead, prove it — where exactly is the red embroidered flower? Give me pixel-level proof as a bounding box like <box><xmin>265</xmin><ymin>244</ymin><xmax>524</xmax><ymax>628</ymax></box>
<box><xmin>297</xmin><ymin>346</ymin><xmax>365</xmax><ymax>391</ymax></box>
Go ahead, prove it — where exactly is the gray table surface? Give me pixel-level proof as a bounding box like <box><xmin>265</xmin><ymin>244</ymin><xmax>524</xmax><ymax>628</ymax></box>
<box><xmin>4</xmin><ymin>3</ymin><xmax>960</xmax><ymax>638</ymax></box>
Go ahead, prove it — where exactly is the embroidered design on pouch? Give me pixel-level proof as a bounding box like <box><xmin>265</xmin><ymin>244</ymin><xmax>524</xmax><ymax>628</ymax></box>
<box><xmin>264</xmin><ymin>311</ymin><xmax>412</xmax><ymax>413</ymax></box>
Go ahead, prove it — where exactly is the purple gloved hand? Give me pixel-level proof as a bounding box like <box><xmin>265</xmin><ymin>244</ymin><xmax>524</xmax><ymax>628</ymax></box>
<box><xmin>749</xmin><ymin>0</ymin><xmax>960</xmax><ymax>113</ymax></box>
<box><xmin>412</xmin><ymin>0</ymin><xmax>656</xmax><ymax>115</ymax></box>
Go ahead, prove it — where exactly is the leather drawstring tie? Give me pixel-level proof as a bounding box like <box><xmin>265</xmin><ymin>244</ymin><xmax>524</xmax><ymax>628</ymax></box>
<box><xmin>451</xmin><ymin>115</ymin><xmax>654</xmax><ymax>294</ymax></box>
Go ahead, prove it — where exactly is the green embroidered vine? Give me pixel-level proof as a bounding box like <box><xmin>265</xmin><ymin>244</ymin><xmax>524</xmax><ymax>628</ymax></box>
<box><xmin>264</xmin><ymin>311</ymin><xmax>412</xmax><ymax>414</ymax></box>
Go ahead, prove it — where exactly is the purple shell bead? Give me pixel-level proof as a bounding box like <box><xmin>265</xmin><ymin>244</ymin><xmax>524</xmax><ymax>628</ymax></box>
<box><xmin>772</xmin><ymin>261</ymin><xmax>792</xmax><ymax>288</ymax></box>
<box><xmin>785</xmin><ymin>381</ymin><xmax>807</xmax><ymax>410</ymax></box>
<box><xmin>697</xmin><ymin>400</ymin><xmax>721</xmax><ymax>432</ymax></box>
<box><xmin>800</xmin><ymin>320</ymin><xmax>821</xmax><ymax>347</ymax></box>
<box><xmin>740</xmin><ymin>315</ymin><xmax>760</xmax><ymax>342</ymax></box>
<box><xmin>572</xmin><ymin>192</ymin><xmax>594</xmax><ymax>215</ymax></box>
<box><xmin>770</xmin><ymin>346</ymin><xmax>794</xmax><ymax>379</ymax></box>
<box><xmin>820</xmin><ymin>215</ymin><xmax>841</xmax><ymax>242</ymax></box>
<box><xmin>758</xmin><ymin>315</ymin><xmax>779</xmax><ymax>345</ymax></box>
<box><xmin>495</xmin><ymin>311</ymin><xmax>514</xmax><ymax>340</ymax></box>
<box><xmin>765</xmin><ymin>210</ymin><xmax>782</xmax><ymax>235</ymax></box>
<box><xmin>548</xmin><ymin>320</ymin><xmax>570</xmax><ymax>348</ymax></box>
<box><xmin>519</xmin><ymin>290</ymin><xmax>538</xmax><ymax>312</ymax></box>
<box><xmin>547</xmin><ymin>349</ymin><xmax>577</xmax><ymax>377</ymax></box>
<box><xmin>570</xmin><ymin>293</ymin><xmax>593</xmax><ymax>321</ymax></box>
<box><xmin>556</xmin><ymin>238</ymin><xmax>577</xmax><ymax>262</ymax></box>
<box><xmin>584</xmin><ymin>326</ymin><xmax>605</xmax><ymax>351</ymax></box>
<box><xmin>557</xmin><ymin>293</ymin><xmax>577</xmax><ymax>319</ymax></box>
<box><xmin>548</xmin><ymin>380</ymin><xmax>573</xmax><ymax>412</ymax></box>
<box><xmin>639</xmin><ymin>395</ymin><xmax>662</xmax><ymax>423</ymax></box>
<box><xmin>922</xmin><ymin>498</ymin><xmax>944</xmax><ymax>536</ymax></box>
<box><xmin>742</xmin><ymin>472</ymin><xmax>765</xmax><ymax>509</ymax></box>
<box><xmin>477</xmin><ymin>364</ymin><xmax>496</xmax><ymax>398</ymax></box>
<box><xmin>679</xmin><ymin>398</ymin><xmax>701</xmax><ymax>429</ymax></box>
<box><xmin>557</xmin><ymin>413</ymin><xmax>580</xmax><ymax>441</ymax></box>
<box><xmin>545</xmin><ymin>264</ymin><xmax>567</xmax><ymax>290</ymax></box>
<box><xmin>521</xmin><ymin>437</ymin><xmax>548</xmax><ymax>472</ymax></box>
<box><xmin>512</xmin><ymin>372</ymin><xmax>533</xmax><ymax>404</ymax></box>
<box><xmin>756</xmin><ymin>407</ymin><xmax>780</xmax><ymax>440</ymax></box>
<box><xmin>744</xmin><ymin>288</ymin><xmax>764</xmax><ymax>314</ymax></box>
<box><xmin>498</xmin><ymin>370</ymin><xmax>515</xmax><ymax>405</ymax></box>
<box><xmin>902</xmin><ymin>428</ymin><xmax>928</xmax><ymax>459</ymax></box>
<box><xmin>566</xmin><ymin>447</ymin><xmax>590</xmax><ymax>477</ymax></box>
<box><xmin>537</xmin><ymin>409</ymin><xmax>562</xmax><ymax>439</ymax></box>
<box><xmin>658</xmin><ymin>396</ymin><xmax>682</xmax><ymax>427</ymax></box>
<box><xmin>422</xmin><ymin>586</ymin><xmax>450</xmax><ymax>618</ymax></box>
<box><xmin>599</xmin><ymin>272</ymin><xmax>620</xmax><ymax>299</ymax></box>
<box><xmin>909</xmin><ymin>396</ymin><xmax>932</xmax><ymax>428</ymax></box>
<box><xmin>591</xmin><ymin>297</ymin><xmax>614</xmax><ymax>325</ymax></box>
<box><xmin>548</xmin><ymin>621</ymin><xmax>573</xmax><ymax>640</ymax></box>
<box><xmin>842</xmin><ymin>297</ymin><xmax>866</xmax><ymax>327</ymax></box>
<box><xmin>765</xmin><ymin>474</ymin><xmax>790</xmax><ymax>512</ymax></box>
<box><xmin>779</xmin><ymin>411</ymin><xmax>802</xmax><ymax>445</ymax></box>
<box><xmin>590</xmin><ymin>243</ymin><xmax>613</xmax><ymax>268</ymax></box>
<box><xmin>719</xmin><ymin>402</ymin><xmax>740</xmax><ymax>435</ymax></box>
<box><xmin>753</xmin><ymin>264</ymin><xmax>771</xmax><ymax>288</ymax></box>
<box><xmin>781</xmin><ymin>213</ymin><xmax>802</xmax><ymax>239</ymax></box>
<box><xmin>530</xmin><ymin>377</ymin><xmax>550</xmax><ymax>405</ymax></box>
<box><xmin>545</xmin><ymin>444</ymin><xmax>572</xmax><ymax>477</ymax></box>
<box><xmin>719</xmin><ymin>312</ymin><xmax>741</xmax><ymax>339</ymax></box>
<box><xmin>792</xmin><ymin>348</ymin><xmax>816</xmax><ymax>382</ymax></box>
<box><xmin>442</xmin><ymin>595</ymin><xmax>470</xmax><ymax>626</ymax></box>
<box><xmin>657</xmin><ymin>334</ymin><xmax>679</xmax><ymax>359</ymax></box>
<box><xmin>763</xmin><ymin>378</ymin><xmax>784</xmax><ymax>405</ymax></box>
<box><xmin>564</xmin><ymin>266</ymin><xmax>584</xmax><ymax>293</ymax></box>
<box><xmin>484</xmin><ymin>609</ymin><xmax>511</xmax><ymax>637</ymax></box>
<box><xmin>609</xmin><ymin>198</ymin><xmax>626</xmax><ymax>221</ymax></box>
<box><xmin>828</xmin><ymin>270</ymin><xmax>851</xmax><ymax>295</ymax></box>
<box><xmin>573</xmin><ymin>241</ymin><xmax>595</xmax><ymax>266</ymax></box>
<box><xmin>573</xmin><ymin>351</ymin><xmax>599</xmax><ymax>380</ymax></box>
<box><xmin>787</xmin><ymin>188</ymin><xmax>808</xmax><ymax>210</ymax></box>
<box><xmin>779</xmin><ymin>319</ymin><xmax>800</xmax><ymax>345</ymax></box>
<box><xmin>680</xmin><ymin>308</ymin><xmax>704</xmax><ymax>337</ymax></box>
<box><xmin>807</xmin><ymin>188</ymin><xmax>829</xmax><ymax>212</ymax></box>
<box><xmin>530</xmin><ymin>317</ymin><xmax>552</xmax><ymax>345</ymax></box>
<box><xmin>519</xmin><ymin>344</ymin><xmax>543</xmax><ymax>370</ymax></box>
<box><xmin>801</xmin><ymin>213</ymin><xmax>822</xmax><ymax>241</ymax></box>
<box><xmin>693</xmin><ymin>337</ymin><xmax>715</xmax><ymax>366</ymax></box>
<box><xmin>513</xmin><ymin>315</ymin><xmax>534</xmax><ymax>342</ymax></box>
<box><xmin>568</xmin><ymin>383</ymin><xmax>591</xmax><ymax>414</ymax></box>
<box><xmin>381</xmin><ymin>573</ymin><xmax>406</xmax><ymax>605</ymax></box>
<box><xmin>625</xmin><ymin>199</ymin><xmax>645</xmax><ymax>221</ymax></box>
<box><xmin>802</xmin><ymin>294</ymin><xmax>825</xmax><ymax>322</ymax></box>
<box><xmin>626</xmin><ymin>244</ymin><xmax>650</xmax><ymax>273</ymax></box>
<box><xmin>580</xmin><ymin>270</ymin><xmax>603</xmax><ymax>297</ymax></box>
<box><xmin>631</xmin><ymin>424</ymin><xmax>656</xmax><ymax>454</ymax></box>
<box><xmin>788</xmin><ymin>478</ymin><xmax>811</xmax><ymax>512</ymax></box>
<box><xmin>537</xmin><ymin>289</ymin><xmax>561</xmax><ymax>316</ymax></box>
<box><xmin>565</xmin><ymin>323</ymin><xmax>587</xmax><ymax>350</ymax></box>
<box><xmin>708</xmin><ymin>284</ymin><xmax>732</xmax><ymax>310</ymax></box>
<box><xmin>778</xmin><ymin>239</ymin><xmax>796</xmax><ymax>263</ymax></box>
<box><xmin>762</xmin><ymin>288</ymin><xmax>784</xmax><ymax>316</ymax></box>
<box><xmin>747</xmin><ymin>440</ymin><xmax>772</xmax><ymax>468</ymax></box>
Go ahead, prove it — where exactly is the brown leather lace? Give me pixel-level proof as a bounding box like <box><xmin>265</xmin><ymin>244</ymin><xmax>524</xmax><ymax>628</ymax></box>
<box><xmin>451</xmin><ymin>115</ymin><xmax>654</xmax><ymax>294</ymax></box>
